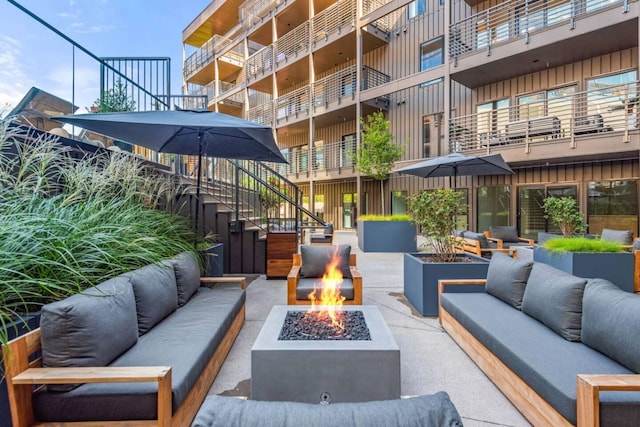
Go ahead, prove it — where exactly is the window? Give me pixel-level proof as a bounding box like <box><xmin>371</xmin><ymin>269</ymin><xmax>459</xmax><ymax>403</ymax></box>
<box><xmin>341</xmin><ymin>73</ymin><xmax>354</xmax><ymax>96</ymax></box>
<box><xmin>588</xmin><ymin>180</ymin><xmax>638</xmax><ymax>237</ymax></box>
<box><xmin>518</xmin><ymin>185</ymin><xmax>577</xmax><ymax>240</ymax></box>
<box><xmin>314</xmin><ymin>194</ymin><xmax>324</xmax><ymax>220</ymax></box>
<box><xmin>586</xmin><ymin>70</ymin><xmax>638</xmax><ymax>131</ymax></box>
<box><xmin>420</xmin><ymin>37</ymin><xmax>444</xmax><ymax>72</ymax></box>
<box><xmin>476</xmin><ymin>98</ymin><xmax>509</xmax><ymax>142</ymax></box>
<box><xmin>391</xmin><ymin>191</ymin><xmax>408</xmax><ymax>215</ymax></box>
<box><xmin>517</xmin><ymin>85</ymin><xmax>577</xmax><ymax>135</ymax></box>
<box><xmin>341</xmin><ymin>134</ymin><xmax>356</xmax><ymax>167</ymax></box>
<box><xmin>408</xmin><ymin>0</ymin><xmax>426</xmax><ymax>19</ymax></box>
<box><xmin>422</xmin><ymin>116</ymin><xmax>431</xmax><ymax>158</ymax></box>
<box><xmin>313</xmin><ymin>141</ymin><xmax>324</xmax><ymax>170</ymax></box>
<box><xmin>477</xmin><ymin>186</ymin><xmax>511</xmax><ymax>233</ymax></box>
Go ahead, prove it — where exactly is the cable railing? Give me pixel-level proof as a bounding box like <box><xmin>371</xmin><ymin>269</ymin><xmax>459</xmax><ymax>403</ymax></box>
<box><xmin>246</xmin><ymin>45</ymin><xmax>274</xmax><ymax>82</ymax></box>
<box><xmin>313</xmin><ymin>0</ymin><xmax>356</xmax><ymax>43</ymax></box>
<box><xmin>276</xmin><ymin>86</ymin><xmax>311</xmax><ymax>123</ymax></box>
<box><xmin>275</xmin><ymin>21</ymin><xmax>310</xmax><ymax>65</ymax></box>
<box><xmin>449</xmin><ymin>81</ymin><xmax>640</xmax><ymax>152</ymax></box>
<box><xmin>450</xmin><ymin>0</ymin><xmax>630</xmax><ymax>60</ymax></box>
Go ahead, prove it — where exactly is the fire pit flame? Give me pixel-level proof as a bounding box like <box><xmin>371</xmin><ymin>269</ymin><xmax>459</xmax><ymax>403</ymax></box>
<box><xmin>307</xmin><ymin>246</ymin><xmax>345</xmax><ymax>329</ymax></box>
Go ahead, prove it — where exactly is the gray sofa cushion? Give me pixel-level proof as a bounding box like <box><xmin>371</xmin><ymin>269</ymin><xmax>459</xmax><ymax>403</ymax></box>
<box><xmin>633</xmin><ymin>238</ymin><xmax>640</xmax><ymax>252</ymax></box>
<box><xmin>34</xmin><ymin>286</ymin><xmax>246</xmax><ymax>422</ymax></box>
<box><xmin>462</xmin><ymin>231</ymin><xmax>490</xmax><ymax>248</ymax></box>
<box><xmin>40</xmin><ymin>276</ymin><xmax>138</xmax><ymax>391</ymax></box>
<box><xmin>582</xmin><ymin>278</ymin><xmax>640</xmax><ymax>373</ymax></box>
<box><xmin>521</xmin><ymin>263</ymin><xmax>587</xmax><ymax>341</ymax></box>
<box><xmin>170</xmin><ymin>251</ymin><xmax>202</xmax><ymax>306</ymax></box>
<box><xmin>489</xmin><ymin>225</ymin><xmax>519</xmax><ymax>243</ymax></box>
<box><xmin>485</xmin><ymin>252</ymin><xmax>533</xmax><ymax>309</ymax></box>
<box><xmin>300</xmin><ymin>244</ymin><xmax>352</xmax><ymax>279</ymax></box>
<box><xmin>296</xmin><ymin>278</ymin><xmax>355</xmax><ymax>300</ymax></box>
<box><xmin>441</xmin><ymin>292</ymin><xmax>640</xmax><ymax>426</ymax></box>
<box><xmin>601</xmin><ymin>228</ymin><xmax>633</xmax><ymax>245</ymax></box>
<box><xmin>127</xmin><ymin>263</ymin><xmax>178</xmax><ymax>335</ymax></box>
<box><xmin>192</xmin><ymin>393</ymin><xmax>463</xmax><ymax>427</ymax></box>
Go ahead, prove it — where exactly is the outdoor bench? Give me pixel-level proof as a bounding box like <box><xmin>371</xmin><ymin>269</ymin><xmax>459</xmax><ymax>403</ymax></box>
<box><xmin>2</xmin><ymin>251</ymin><xmax>246</xmax><ymax>427</ymax></box>
<box><xmin>438</xmin><ymin>252</ymin><xmax>640</xmax><ymax>426</ymax></box>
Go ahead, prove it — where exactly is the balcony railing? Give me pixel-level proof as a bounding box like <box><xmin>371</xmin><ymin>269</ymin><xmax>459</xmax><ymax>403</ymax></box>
<box><xmin>187</xmin><ymin>83</ymin><xmax>214</xmax><ymax>104</ymax></box>
<box><xmin>183</xmin><ymin>37</ymin><xmax>215</xmax><ymax>79</ymax></box>
<box><xmin>218</xmin><ymin>40</ymin><xmax>245</xmax><ymax>65</ymax></box>
<box><xmin>313</xmin><ymin>66</ymin><xmax>357</xmax><ymax>109</ymax></box>
<box><xmin>361</xmin><ymin>0</ymin><xmax>392</xmax><ymax>32</ymax></box>
<box><xmin>275</xmin><ymin>21</ymin><xmax>310</xmax><ymax>65</ymax></box>
<box><xmin>276</xmin><ymin>86</ymin><xmax>311</xmax><ymax>123</ymax></box>
<box><xmin>313</xmin><ymin>0</ymin><xmax>356</xmax><ymax>43</ymax></box>
<box><xmin>239</xmin><ymin>0</ymin><xmax>284</xmax><ymax>29</ymax></box>
<box><xmin>248</xmin><ymin>101</ymin><xmax>274</xmax><ymax>126</ymax></box>
<box><xmin>311</xmin><ymin>140</ymin><xmax>357</xmax><ymax>172</ymax></box>
<box><xmin>450</xmin><ymin>0</ymin><xmax>629</xmax><ymax>60</ymax></box>
<box><xmin>246</xmin><ymin>45</ymin><xmax>274</xmax><ymax>81</ymax></box>
<box><xmin>449</xmin><ymin>81</ymin><xmax>640</xmax><ymax>153</ymax></box>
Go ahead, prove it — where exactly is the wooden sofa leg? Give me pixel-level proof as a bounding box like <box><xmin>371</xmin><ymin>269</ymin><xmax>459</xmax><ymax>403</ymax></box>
<box><xmin>576</xmin><ymin>376</ymin><xmax>599</xmax><ymax>427</ymax></box>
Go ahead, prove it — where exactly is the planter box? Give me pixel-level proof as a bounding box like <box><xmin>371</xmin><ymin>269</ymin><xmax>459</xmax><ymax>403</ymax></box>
<box><xmin>201</xmin><ymin>243</ymin><xmax>224</xmax><ymax>277</ymax></box>
<box><xmin>403</xmin><ymin>253</ymin><xmax>489</xmax><ymax>316</ymax></box>
<box><xmin>537</xmin><ymin>232</ymin><xmax>595</xmax><ymax>244</ymax></box>
<box><xmin>1</xmin><ymin>312</ymin><xmax>41</xmax><ymax>426</ymax></box>
<box><xmin>533</xmin><ymin>246</ymin><xmax>635</xmax><ymax>292</ymax></box>
<box><xmin>357</xmin><ymin>221</ymin><xmax>417</xmax><ymax>253</ymax></box>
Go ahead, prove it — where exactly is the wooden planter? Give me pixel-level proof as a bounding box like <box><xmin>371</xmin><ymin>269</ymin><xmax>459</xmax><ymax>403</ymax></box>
<box><xmin>533</xmin><ymin>246</ymin><xmax>635</xmax><ymax>292</ymax></box>
<box><xmin>403</xmin><ymin>253</ymin><xmax>489</xmax><ymax>316</ymax></box>
<box><xmin>357</xmin><ymin>221</ymin><xmax>417</xmax><ymax>252</ymax></box>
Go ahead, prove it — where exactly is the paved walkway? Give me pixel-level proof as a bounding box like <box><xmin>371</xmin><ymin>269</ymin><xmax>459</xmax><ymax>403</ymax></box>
<box><xmin>209</xmin><ymin>231</ymin><xmax>531</xmax><ymax>427</ymax></box>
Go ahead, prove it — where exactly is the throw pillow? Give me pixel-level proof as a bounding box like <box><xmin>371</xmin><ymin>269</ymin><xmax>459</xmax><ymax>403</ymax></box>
<box><xmin>127</xmin><ymin>262</ymin><xmax>178</xmax><ymax>335</ymax></box>
<box><xmin>601</xmin><ymin>228</ymin><xmax>633</xmax><ymax>245</ymax></box>
<box><xmin>489</xmin><ymin>225</ymin><xmax>519</xmax><ymax>243</ymax></box>
<box><xmin>300</xmin><ymin>244</ymin><xmax>352</xmax><ymax>279</ymax></box>
<box><xmin>485</xmin><ymin>252</ymin><xmax>533</xmax><ymax>309</ymax></box>
<box><xmin>582</xmin><ymin>278</ymin><xmax>640</xmax><ymax>372</ymax></box>
<box><xmin>462</xmin><ymin>231</ymin><xmax>490</xmax><ymax>249</ymax></box>
<box><xmin>41</xmin><ymin>275</ymin><xmax>138</xmax><ymax>391</ymax></box>
<box><xmin>521</xmin><ymin>263</ymin><xmax>587</xmax><ymax>341</ymax></box>
<box><xmin>170</xmin><ymin>251</ymin><xmax>202</xmax><ymax>306</ymax></box>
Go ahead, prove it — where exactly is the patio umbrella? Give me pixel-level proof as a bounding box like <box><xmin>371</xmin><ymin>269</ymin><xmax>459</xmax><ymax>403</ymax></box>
<box><xmin>394</xmin><ymin>152</ymin><xmax>514</xmax><ymax>188</ymax></box>
<box><xmin>55</xmin><ymin>109</ymin><xmax>287</xmax><ymax>231</ymax></box>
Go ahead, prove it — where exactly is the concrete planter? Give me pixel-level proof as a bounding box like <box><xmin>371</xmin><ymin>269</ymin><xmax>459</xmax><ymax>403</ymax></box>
<box><xmin>357</xmin><ymin>221</ymin><xmax>417</xmax><ymax>252</ymax></box>
<box><xmin>533</xmin><ymin>246</ymin><xmax>635</xmax><ymax>292</ymax></box>
<box><xmin>403</xmin><ymin>253</ymin><xmax>490</xmax><ymax>316</ymax></box>
<box><xmin>201</xmin><ymin>243</ymin><xmax>224</xmax><ymax>277</ymax></box>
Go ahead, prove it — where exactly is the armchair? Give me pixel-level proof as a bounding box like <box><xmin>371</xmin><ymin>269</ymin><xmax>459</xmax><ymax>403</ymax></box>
<box><xmin>454</xmin><ymin>231</ymin><xmax>514</xmax><ymax>259</ymax></box>
<box><xmin>485</xmin><ymin>226</ymin><xmax>534</xmax><ymax>249</ymax></box>
<box><xmin>287</xmin><ymin>244</ymin><xmax>362</xmax><ymax>305</ymax></box>
<box><xmin>309</xmin><ymin>223</ymin><xmax>334</xmax><ymax>246</ymax></box>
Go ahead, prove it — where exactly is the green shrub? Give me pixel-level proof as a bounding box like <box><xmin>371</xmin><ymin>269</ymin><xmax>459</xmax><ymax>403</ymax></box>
<box><xmin>542</xmin><ymin>197</ymin><xmax>587</xmax><ymax>236</ymax></box>
<box><xmin>543</xmin><ymin>237</ymin><xmax>625</xmax><ymax>253</ymax></box>
<box><xmin>358</xmin><ymin>214</ymin><xmax>412</xmax><ymax>221</ymax></box>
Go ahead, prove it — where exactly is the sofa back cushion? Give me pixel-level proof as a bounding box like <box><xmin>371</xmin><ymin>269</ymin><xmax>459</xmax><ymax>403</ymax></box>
<box><xmin>485</xmin><ymin>252</ymin><xmax>533</xmax><ymax>309</ymax></box>
<box><xmin>127</xmin><ymin>262</ymin><xmax>178</xmax><ymax>335</ymax></box>
<box><xmin>489</xmin><ymin>225</ymin><xmax>519</xmax><ymax>243</ymax></box>
<box><xmin>41</xmin><ymin>276</ymin><xmax>138</xmax><ymax>391</ymax></box>
<box><xmin>521</xmin><ymin>263</ymin><xmax>587</xmax><ymax>341</ymax></box>
<box><xmin>601</xmin><ymin>228</ymin><xmax>634</xmax><ymax>245</ymax></box>
<box><xmin>300</xmin><ymin>244</ymin><xmax>352</xmax><ymax>279</ymax></box>
<box><xmin>582</xmin><ymin>278</ymin><xmax>640</xmax><ymax>372</ymax></box>
<box><xmin>462</xmin><ymin>231</ymin><xmax>490</xmax><ymax>249</ymax></box>
<box><xmin>170</xmin><ymin>251</ymin><xmax>202</xmax><ymax>306</ymax></box>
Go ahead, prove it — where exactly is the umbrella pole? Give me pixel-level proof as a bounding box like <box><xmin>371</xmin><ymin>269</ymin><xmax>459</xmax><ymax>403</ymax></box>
<box><xmin>194</xmin><ymin>131</ymin><xmax>204</xmax><ymax>237</ymax></box>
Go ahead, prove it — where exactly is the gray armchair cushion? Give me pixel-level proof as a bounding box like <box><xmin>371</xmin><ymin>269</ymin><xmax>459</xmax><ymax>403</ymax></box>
<box><xmin>634</xmin><ymin>238</ymin><xmax>640</xmax><ymax>252</ymax></box>
<box><xmin>462</xmin><ymin>231</ymin><xmax>490</xmax><ymax>249</ymax></box>
<box><xmin>40</xmin><ymin>276</ymin><xmax>138</xmax><ymax>391</ymax></box>
<box><xmin>300</xmin><ymin>244</ymin><xmax>352</xmax><ymax>279</ymax></box>
<box><xmin>192</xmin><ymin>393</ymin><xmax>463</xmax><ymax>427</ymax></box>
<box><xmin>485</xmin><ymin>252</ymin><xmax>533</xmax><ymax>309</ymax></box>
<box><xmin>127</xmin><ymin>263</ymin><xmax>178</xmax><ymax>335</ymax></box>
<box><xmin>170</xmin><ymin>251</ymin><xmax>202</xmax><ymax>306</ymax></box>
<box><xmin>296</xmin><ymin>278</ymin><xmax>355</xmax><ymax>300</ymax></box>
<box><xmin>453</xmin><ymin>229</ymin><xmax>466</xmax><ymax>238</ymax></box>
<box><xmin>521</xmin><ymin>263</ymin><xmax>587</xmax><ymax>341</ymax></box>
<box><xmin>582</xmin><ymin>278</ymin><xmax>640</xmax><ymax>372</ymax></box>
<box><xmin>601</xmin><ymin>228</ymin><xmax>634</xmax><ymax>245</ymax></box>
<box><xmin>324</xmin><ymin>223</ymin><xmax>334</xmax><ymax>235</ymax></box>
<box><xmin>489</xmin><ymin>225</ymin><xmax>519</xmax><ymax>243</ymax></box>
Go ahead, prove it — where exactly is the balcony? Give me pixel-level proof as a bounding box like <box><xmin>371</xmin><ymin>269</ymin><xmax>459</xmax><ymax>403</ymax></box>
<box><xmin>313</xmin><ymin>0</ymin><xmax>356</xmax><ymax>48</ymax></box>
<box><xmin>449</xmin><ymin>81</ymin><xmax>640</xmax><ymax>163</ymax></box>
<box><xmin>246</xmin><ymin>45</ymin><xmax>274</xmax><ymax>86</ymax></box>
<box><xmin>275</xmin><ymin>21</ymin><xmax>310</xmax><ymax>71</ymax></box>
<box><xmin>276</xmin><ymin>86</ymin><xmax>311</xmax><ymax>125</ymax></box>
<box><xmin>311</xmin><ymin>139</ymin><xmax>357</xmax><ymax>174</ymax></box>
<box><xmin>450</xmin><ymin>0</ymin><xmax>638</xmax><ymax>87</ymax></box>
<box><xmin>248</xmin><ymin>101</ymin><xmax>275</xmax><ymax>126</ymax></box>
<box><xmin>240</xmin><ymin>0</ymin><xmax>286</xmax><ymax>30</ymax></box>
<box><xmin>313</xmin><ymin>66</ymin><xmax>357</xmax><ymax>114</ymax></box>
<box><xmin>183</xmin><ymin>37</ymin><xmax>215</xmax><ymax>84</ymax></box>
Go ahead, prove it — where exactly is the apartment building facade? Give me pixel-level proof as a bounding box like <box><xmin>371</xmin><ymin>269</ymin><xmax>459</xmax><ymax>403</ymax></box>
<box><xmin>182</xmin><ymin>0</ymin><xmax>640</xmax><ymax>240</ymax></box>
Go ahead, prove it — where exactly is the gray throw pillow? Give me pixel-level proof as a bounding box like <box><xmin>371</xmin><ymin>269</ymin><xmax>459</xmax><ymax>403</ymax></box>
<box><xmin>41</xmin><ymin>276</ymin><xmax>138</xmax><ymax>391</ymax></box>
<box><xmin>127</xmin><ymin>262</ymin><xmax>178</xmax><ymax>335</ymax></box>
<box><xmin>601</xmin><ymin>228</ymin><xmax>633</xmax><ymax>245</ymax></box>
<box><xmin>634</xmin><ymin>238</ymin><xmax>640</xmax><ymax>252</ymax></box>
<box><xmin>521</xmin><ymin>263</ymin><xmax>587</xmax><ymax>341</ymax></box>
<box><xmin>300</xmin><ymin>244</ymin><xmax>352</xmax><ymax>279</ymax></box>
<box><xmin>582</xmin><ymin>278</ymin><xmax>640</xmax><ymax>372</ymax></box>
<box><xmin>485</xmin><ymin>252</ymin><xmax>533</xmax><ymax>309</ymax></box>
<box><xmin>462</xmin><ymin>231</ymin><xmax>490</xmax><ymax>249</ymax></box>
<box><xmin>489</xmin><ymin>225</ymin><xmax>519</xmax><ymax>243</ymax></box>
<box><xmin>170</xmin><ymin>251</ymin><xmax>202</xmax><ymax>306</ymax></box>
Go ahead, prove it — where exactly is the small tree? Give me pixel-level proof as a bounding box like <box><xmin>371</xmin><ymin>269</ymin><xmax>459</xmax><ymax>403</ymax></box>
<box><xmin>542</xmin><ymin>197</ymin><xmax>587</xmax><ymax>236</ymax></box>
<box><xmin>355</xmin><ymin>112</ymin><xmax>404</xmax><ymax>215</ymax></box>
<box><xmin>92</xmin><ymin>79</ymin><xmax>136</xmax><ymax>112</ymax></box>
<box><xmin>407</xmin><ymin>188</ymin><xmax>461</xmax><ymax>262</ymax></box>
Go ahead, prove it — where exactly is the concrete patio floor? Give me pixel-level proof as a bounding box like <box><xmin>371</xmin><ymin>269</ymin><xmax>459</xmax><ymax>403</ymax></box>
<box><xmin>208</xmin><ymin>231</ymin><xmax>531</xmax><ymax>427</ymax></box>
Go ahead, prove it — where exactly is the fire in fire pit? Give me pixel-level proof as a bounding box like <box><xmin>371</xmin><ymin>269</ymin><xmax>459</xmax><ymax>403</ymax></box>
<box><xmin>278</xmin><ymin>310</ymin><xmax>371</xmax><ymax>341</ymax></box>
<box><xmin>307</xmin><ymin>245</ymin><xmax>347</xmax><ymax>328</ymax></box>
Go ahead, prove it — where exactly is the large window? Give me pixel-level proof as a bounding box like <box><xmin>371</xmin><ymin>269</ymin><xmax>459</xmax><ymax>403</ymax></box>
<box><xmin>586</xmin><ymin>70</ymin><xmax>638</xmax><ymax>131</ymax></box>
<box><xmin>517</xmin><ymin>85</ymin><xmax>576</xmax><ymax>136</ymax></box>
<box><xmin>477</xmin><ymin>186</ymin><xmax>511</xmax><ymax>233</ymax></box>
<box><xmin>476</xmin><ymin>99</ymin><xmax>509</xmax><ymax>143</ymax></box>
<box><xmin>420</xmin><ymin>37</ymin><xmax>444</xmax><ymax>72</ymax></box>
<box><xmin>518</xmin><ymin>185</ymin><xmax>577</xmax><ymax>240</ymax></box>
<box><xmin>408</xmin><ymin>0</ymin><xmax>426</xmax><ymax>19</ymax></box>
<box><xmin>588</xmin><ymin>180</ymin><xmax>638</xmax><ymax>237</ymax></box>
<box><xmin>391</xmin><ymin>191</ymin><xmax>408</xmax><ymax>215</ymax></box>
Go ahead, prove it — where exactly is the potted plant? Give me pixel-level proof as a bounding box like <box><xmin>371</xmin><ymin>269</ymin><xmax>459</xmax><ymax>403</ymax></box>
<box><xmin>538</xmin><ymin>196</ymin><xmax>588</xmax><ymax>243</ymax></box>
<box><xmin>403</xmin><ymin>189</ymin><xmax>489</xmax><ymax>316</ymax></box>
<box><xmin>357</xmin><ymin>214</ymin><xmax>416</xmax><ymax>252</ymax></box>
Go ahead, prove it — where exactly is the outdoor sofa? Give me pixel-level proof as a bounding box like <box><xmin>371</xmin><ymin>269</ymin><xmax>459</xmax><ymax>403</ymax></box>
<box><xmin>438</xmin><ymin>252</ymin><xmax>640</xmax><ymax>426</ymax></box>
<box><xmin>2</xmin><ymin>251</ymin><xmax>246</xmax><ymax>427</ymax></box>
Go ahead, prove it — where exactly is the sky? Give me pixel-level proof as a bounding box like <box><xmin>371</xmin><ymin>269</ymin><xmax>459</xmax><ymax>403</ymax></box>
<box><xmin>0</xmin><ymin>0</ymin><xmax>213</xmax><ymax>116</ymax></box>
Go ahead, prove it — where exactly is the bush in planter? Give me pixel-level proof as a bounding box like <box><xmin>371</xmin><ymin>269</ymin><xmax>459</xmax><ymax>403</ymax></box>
<box><xmin>542</xmin><ymin>237</ymin><xmax>625</xmax><ymax>253</ymax></box>
<box><xmin>542</xmin><ymin>197</ymin><xmax>587</xmax><ymax>237</ymax></box>
<box><xmin>407</xmin><ymin>188</ymin><xmax>462</xmax><ymax>262</ymax></box>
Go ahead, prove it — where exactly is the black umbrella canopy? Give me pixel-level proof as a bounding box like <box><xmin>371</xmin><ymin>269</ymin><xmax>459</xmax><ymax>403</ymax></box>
<box><xmin>55</xmin><ymin>109</ymin><xmax>286</xmax><ymax>163</ymax></box>
<box><xmin>394</xmin><ymin>152</ymin><xmax>514</xmax><ymax>179</ymax></box>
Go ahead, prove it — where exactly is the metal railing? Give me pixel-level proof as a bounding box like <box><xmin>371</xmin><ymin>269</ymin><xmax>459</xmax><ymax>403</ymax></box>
<box><xmin>311</xmin><ymin>140</ymin><xmax>357</xmax><ymax>172</ymax></box>
<box><xmin>239</xmin><ymin>0</ymin><xmax>285</xmax><ymax>29</ymax></box>
<box><xmin>313</xmin><ymin>0</ymin><xmax>356</xmax><ymax>43</ymax></box>
<box><xmin>450</xmin><ymin>0</ymin><xmax>630</xmax><ymax>60</ymax></box>
<box><xmin>449</xmin><ymin>81</ymin><xmax>640</xmax><ymax>152</ymax></box>
<box><xmin>361</xmin><ymin>65</ymin><xmax>391</xmax><ymax>91</ymax></box>
<box><xmin>313</xmin><ymin>65</ymin><xmax>357</xmax><ymax>109</ymax></box>
<box><xmin>275</xmin><ymin>21</ymin><xmax>310</xmax><ymax>65</ymax></box>
<box><xmin>248</xmin><ymin>90</ymin><xmax>273</xmax><ymax>108</ymax></box>
<box><xmin>187</xmin><ymin>83</ymin><xmax>215</xmax><ymax>103</ymax></box>
<box><xmin>361</xmin><ymin>0</ymin><xmax>392</xmax><ymax>32</ymax></box>
<box><xmin>276</xmin><ymin>86</ymin><xmax>311</xmax><ymax>123</ymax></box>
<box><xmin>248</xmin><ymin>101</ymin><xmax>274</xmax><ymax>126</ymax></box>
<box><xmin>246</xmin><ymin>45</ymin><xmax>274</xmax><ymax>81</ymax></box>
<box><xmin>218</xmin><ymin>40</ymin><xmax>245</xmax><ymax>65</ymax></box>
<box><xmin>183</xmin><ymin>37</ymin><xmax>215</xmax><ymax>79</ymax></box>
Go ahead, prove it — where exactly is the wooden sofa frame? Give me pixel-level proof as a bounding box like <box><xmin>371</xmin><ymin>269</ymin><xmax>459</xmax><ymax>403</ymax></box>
<box><xmin>287</xmin><ymin>253</ymin><xmax>362</xmax><ymax>305</ymax></box>
<box><xmin>1</xmin><ymin>276</ymin><xmax>246</xmax><ymax>427</ymax></box>
<box><xmin>452</xmin><ymin>236</ymin><xmax>516</xmax><ymax>259</ymax></box>
<box><xmin>483</xmin><ymin>231</ymin><xmax>534</xmax><ymax>248</ymax></box>
<box><xmin>437</xmin><ymin>279</ymin><xmax>640</xmax><ymax>427</ymax></box>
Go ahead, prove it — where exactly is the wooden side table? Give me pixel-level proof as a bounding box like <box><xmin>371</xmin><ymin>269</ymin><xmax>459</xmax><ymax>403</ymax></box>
<box><xmin>266</xmin><ymin>232</ymin><xmax>296</xmax><ymax>279</ymax></box>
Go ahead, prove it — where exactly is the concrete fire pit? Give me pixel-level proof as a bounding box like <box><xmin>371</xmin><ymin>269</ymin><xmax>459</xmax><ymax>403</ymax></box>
<box><xmin>251</xmin><ymin>305</ymin><xmax>400</xmax><ymax>403</ymax></box>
